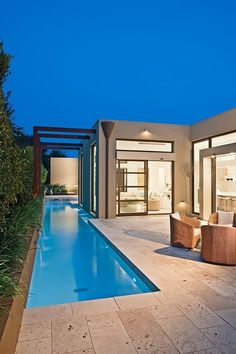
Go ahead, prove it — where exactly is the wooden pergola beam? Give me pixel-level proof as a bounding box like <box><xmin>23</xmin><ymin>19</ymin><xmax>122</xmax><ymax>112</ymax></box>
<box><xmin>35</xmin><ymin>126</ymin><xmax>96</xmax><ymax>134</ymax></box>
<box><xmin>41</xmin><ymin>142</ymin><xmax>83</xmax><ymax>148</ymax></box>
<box><xmin>33</xmin><ymin>124</ymin><xmax>94</xmax><ymax>197</ymax></box>
<box><xmin>42</xmin><ymin>146</ymin><xmax>81</xmax><ymax>151</ymax></box>
<box><xmin>39</xmin><ymin>133</ymin><xmax>90</xmax><ymax>140</ymax></box>
<box><xmin>33</xmin><ymin>127</ymin><xmax>41</xmax><ymax>197</ymax></box>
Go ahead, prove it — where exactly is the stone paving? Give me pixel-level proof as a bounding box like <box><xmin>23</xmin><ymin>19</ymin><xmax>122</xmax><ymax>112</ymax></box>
<box><xmin>15</xmin><ymin>216</ymin><xmax>236</xmax><ymax>354</ymax></box>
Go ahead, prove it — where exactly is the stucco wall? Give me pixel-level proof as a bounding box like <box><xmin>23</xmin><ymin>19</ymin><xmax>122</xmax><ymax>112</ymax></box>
<box><xmin>79</xmin><ymin>122</ymin><xmax>98</xmax><ymax>213</ymax></box>
<box><xmin>191</xmin><ymin>108</ymin><xmax>236</xmax><ymax>141</ymax></box>
<box><xmin>80</xmin><ymin>110</ymin><xmax>236</xmax><ymax>219</ymax></box>
<box><xmin>50</xmin><ymin>157</ymin><xmax>78</xmax><ymax>190</ymax></box>
<box><xmin>98</xmin><ymin>120</ymin><xmax>191</xmax><ymax>218</ymax></box>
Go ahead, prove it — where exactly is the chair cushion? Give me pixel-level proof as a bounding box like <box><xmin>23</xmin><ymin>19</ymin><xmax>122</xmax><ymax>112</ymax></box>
<box><xmin>172</xmin><ymin>212</ymin><xmax>181</xmax><ymax>220</ymax></box>
<box><xmin>194</xmin><ymin>228</ymin><xmax>201</xmax><ymax>237</ymax></box>
<box><xmin>218</xmin><ymin>211</ymin><xmax>234</xmax><ymax>226</ymax></box>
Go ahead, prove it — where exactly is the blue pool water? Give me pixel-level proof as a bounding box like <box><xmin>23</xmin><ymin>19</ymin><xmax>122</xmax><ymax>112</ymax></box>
<box><xmin>27</xmin><ymin>201</ymin><xmax>157</xmax><ymax>308</ymax></box>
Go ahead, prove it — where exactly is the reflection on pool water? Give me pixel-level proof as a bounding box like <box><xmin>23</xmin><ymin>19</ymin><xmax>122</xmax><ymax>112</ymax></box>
<box><xmin>27</xmin><ymin>201</ymin><xmax>158</xmax><ymax>308</ymax></box>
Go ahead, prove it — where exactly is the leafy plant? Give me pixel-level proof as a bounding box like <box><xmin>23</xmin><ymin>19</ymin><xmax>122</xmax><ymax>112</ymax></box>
<box><xmin>0</xmin><ymin>196</ymin><xmax>43</xmax><ymax>303</ymax></box>
<box><xmin>46</xmin><ymin>184</ymin><xmax>68</xmax><ymax>195</ymax></box>
<box><xmin>0</xmin><ymin>43</ymin><xmax>44</xmax><ymax>317</ymax></box>
<box><xmin>0</xmin><ymin>44</ymin><xmax>23</xmax><ymax>230</ymax></box>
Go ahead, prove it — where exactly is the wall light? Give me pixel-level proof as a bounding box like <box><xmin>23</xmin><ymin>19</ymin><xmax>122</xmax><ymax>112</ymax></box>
<box><xmin>142</xmin><ymin>128</ymin><xmax>150</xmax><ymax>135</ymax></box>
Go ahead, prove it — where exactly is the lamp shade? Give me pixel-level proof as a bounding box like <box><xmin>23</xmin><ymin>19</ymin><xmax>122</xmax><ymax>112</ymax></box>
<box><xmin>101</xmin><ymin>121</ymin><xmax>115</xmax><ymax>139</ymax></box>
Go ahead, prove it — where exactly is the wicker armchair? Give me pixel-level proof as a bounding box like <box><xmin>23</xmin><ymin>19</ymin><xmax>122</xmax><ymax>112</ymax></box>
<box><xmin>201</xmin><ymin>225</ymin><xmax>236</xmax><ymax>265</ymax></box>
<box><xmin>170</xmin><ymin>214</ymin><xmax>201</xmax><ymax>249</ymax></box>
<box><xmin>209</xmin><ymin>212</ymin><xmax>236</xmax><ymax>227</ymax></box>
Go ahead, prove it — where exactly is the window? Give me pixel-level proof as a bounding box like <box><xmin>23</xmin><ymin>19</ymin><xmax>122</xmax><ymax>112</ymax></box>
<box><xmin>80</xmin><ymin>154</ymin><xmax>83</xmax><ymax>205</ymax></box>
<box><xmin>116</xmin><ymin>140</ymin><xmax>173</xmax><ymax>152</ymax></box>
<box><xmin>91</xmin><ymin>144</ymin><xmax>96</xmax><ymax>213</ymax></box>
<box><xmin>116</xmin><ymin>160</ymin><xmax>148</xmax><ymax>215</ymax></box>
<box><xmin>193</xmin><ymin>140</ymin><xmax>209</xmax><ymax>213</ymax></box>
<box><xmin>116</xmin><ymin>160</ymin><xmax>173</xmax><ymax>215</ymax></box>
<box><xmin>211</xmin><ymin>132</ymin><xmax>236</xmax><ymax>148</ymax></box>
<box><xmin>148</xmin><ymin>161</ymin><xmax>172</xmax><ymax>214</ymax></box>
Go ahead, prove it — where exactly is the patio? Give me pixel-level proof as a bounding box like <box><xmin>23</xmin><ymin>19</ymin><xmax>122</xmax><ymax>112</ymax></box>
<box><xmin>16</xmin><ymin>216</ymin><xmax>236</xmax><ymax>354</ymax></box>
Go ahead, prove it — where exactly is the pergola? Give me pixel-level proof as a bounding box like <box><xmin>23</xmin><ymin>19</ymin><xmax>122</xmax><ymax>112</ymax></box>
<box><xmin>33</xmin><ymin>125</ymin><xmax>96</xmax><ymax>196</ymax></box>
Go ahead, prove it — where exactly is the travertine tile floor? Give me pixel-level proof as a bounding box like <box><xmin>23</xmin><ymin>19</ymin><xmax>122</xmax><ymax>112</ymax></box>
<box><xmin>16</xmin><ymin>216</ymin><xmax>236</xmax><ymax>354</ymax></box>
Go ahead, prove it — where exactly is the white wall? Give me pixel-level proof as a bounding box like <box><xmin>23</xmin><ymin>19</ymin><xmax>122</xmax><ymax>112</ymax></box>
<box><xmin>98</xmin><ymin>119</ymin><xmax>191</xmax><ymax>218</ymax></box>
<box><xmin>50</xmin><ymin>157</ymin><xmax>78</xmax><ymax>190</ymax></box>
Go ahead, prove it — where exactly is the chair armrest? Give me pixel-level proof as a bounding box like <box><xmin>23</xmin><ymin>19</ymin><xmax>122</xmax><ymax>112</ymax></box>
<box><xmin>181</xmin><ymin>215</ymin><xmax>201</xmax><ymax>228</ymax></box>
<box><xmin>208</xmin><ymin>212</ymin><xmax>218</xmax><ymax>225</ymax></box>
<box><xmin>170</xmin><ymin>216</ymin><xmax>194</xmax><ymax>234</ymax></box>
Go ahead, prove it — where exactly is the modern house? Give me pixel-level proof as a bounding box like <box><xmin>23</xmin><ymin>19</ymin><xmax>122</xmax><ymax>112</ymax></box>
<box><xmin>79</xmin><ymin>108</ymin><xmax>236</xmax><ymax>219</ymax></box>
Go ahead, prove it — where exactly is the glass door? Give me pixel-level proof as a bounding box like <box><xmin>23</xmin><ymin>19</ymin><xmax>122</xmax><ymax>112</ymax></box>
<box><xmin>116</xmin><ymin>160</ymin><xmax>148</xmax><ymax>215</ymax></box>
<box><xmin>148</xmin><ymin>161</ymin><xmax>172</xmax><ymax>214</ymax></box>
<box><xmin>216</xmin><ymin>153</ymin><xmax>236</xmax><ymax>213</ymax></box>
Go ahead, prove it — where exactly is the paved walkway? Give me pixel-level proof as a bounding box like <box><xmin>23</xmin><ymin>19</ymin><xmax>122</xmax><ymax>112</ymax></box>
<box><xmin>16</xmin><ymin>216</ymin><xmax>236</xmax><ymax>353</ymax></box>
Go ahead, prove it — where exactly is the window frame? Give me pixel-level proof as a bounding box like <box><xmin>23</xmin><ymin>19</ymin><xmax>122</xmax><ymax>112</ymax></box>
<box><xmin>116</xmin><ymin>139</ymin><xmax>174</xmax><ymax>153</ymax></box>
<box><xmin>192</xmin><ymin>129</ymin><xmax>236</xmax><ymax>214</ymax></box>
<box><xmin>80</xmin><ymin>153</ymin><xmax>83</xmax><ymax>206</ymax></box>
<box><xmin>91</xmin><ymin>143</ymin><xmax>97</xmax><ymax>214</ymax></box>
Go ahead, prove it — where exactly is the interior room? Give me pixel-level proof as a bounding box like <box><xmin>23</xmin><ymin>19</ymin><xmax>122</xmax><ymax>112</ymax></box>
<box><xmin>116</xmin><ymin>160</ymin><xmax>172</xmax><ymax>215</ymax></box>
<box><xmin>216</xmin><ymin>153</ymin><xmax>236</xmax><ymax>212</ymax></box>
<box><xmin>148</xmin><ymin>161</ymin><xmax>172</xmax><ymax>214</ymax></box>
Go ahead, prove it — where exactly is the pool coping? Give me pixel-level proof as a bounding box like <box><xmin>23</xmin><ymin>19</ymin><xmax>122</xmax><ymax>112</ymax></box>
<box><xmin>88</xmin><ymin>219</ymin><xmax>159</xmax><ymax>293</ymax></box>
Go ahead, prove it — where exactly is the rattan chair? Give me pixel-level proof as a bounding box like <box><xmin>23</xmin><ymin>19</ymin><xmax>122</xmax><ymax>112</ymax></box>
<box><xmin>201</xmin><ymin>225</ymin><xmax>236</xmax><ymax>265</ymax></box>
<box><xmin>208</xmin><ymin>212</ymin><xmax>236</xmax><ymax>227</ymax></box>
<box><xmin>170</xmin><ymin>214</ymin><xmax>201</xmax><ymax>249</ymax></box>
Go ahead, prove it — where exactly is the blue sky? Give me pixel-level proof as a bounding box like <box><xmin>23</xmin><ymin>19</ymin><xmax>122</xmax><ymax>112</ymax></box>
<box><xmin>1</xmin><ymin>0</ymin><xmax>236</xmax><ymax>133</ymax></box>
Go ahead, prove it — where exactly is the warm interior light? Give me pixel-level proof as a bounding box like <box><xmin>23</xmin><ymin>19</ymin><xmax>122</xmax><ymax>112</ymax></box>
<box><xmin>142</xmin><ymin>128</ymin><xmax>150</xmax><ymax>135</ymax></box>
<box><xmin>177</xmin><ymin>201</ymin><xmax>188</xmax><ymax>215</ymax></box>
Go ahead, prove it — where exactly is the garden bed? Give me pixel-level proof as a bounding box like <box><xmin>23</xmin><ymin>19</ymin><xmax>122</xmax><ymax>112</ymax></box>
<box><xmin>0</xmin><ymin>229</ymin><xmax>39</xmax><ymax>354</ymax></box>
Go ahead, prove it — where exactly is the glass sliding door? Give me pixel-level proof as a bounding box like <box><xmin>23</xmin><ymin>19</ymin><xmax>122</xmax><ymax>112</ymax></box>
<box><xmin>116</xmin><ymin>160</ymin><xmax>148</xmax><ymax>215</ymax></box>
<box><xmin>216</xmin><ymin>153</ymin><xmax>236</xmax><ymax>213</ymax></box>
<box><xmin>148</xmin><ymin>161</ymin><xmax>172</xmax><ymax>214</ymax></box>
<box><xmin>80</xmin><ymin>154</ymin><xmax>83</xmax><ymax>205</ymax></box>
<box><xmin>193</xmin><ymin>140</ymin><xmax>209</xmax><ymax>213</ymax></box>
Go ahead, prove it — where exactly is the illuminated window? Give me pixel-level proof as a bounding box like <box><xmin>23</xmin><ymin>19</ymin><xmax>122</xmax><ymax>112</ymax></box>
<box><xmin>91</xmin><ymin>144</ymin><xmax>96</xmax><ymax>213</ymax></box>
<box><xmin>116</xmin><ymin>140</ymin><xmax>173</xmax><ymax>152</ymax></box>
<box><xmin>211</xmin><ymin>132</ymin><xmax>236</xmax><ymax>147</ymax></box>
<box><xmin>193</xmin><ymin>140</ymin><xmax>209</xmax><ymax>213</ymax></box>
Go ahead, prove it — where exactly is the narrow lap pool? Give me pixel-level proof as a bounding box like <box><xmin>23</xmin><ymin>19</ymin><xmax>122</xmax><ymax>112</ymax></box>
<box><xmin>27</xmin><ymin>201</ymin><xmax>158</xmax><ymax>308</ymax></box>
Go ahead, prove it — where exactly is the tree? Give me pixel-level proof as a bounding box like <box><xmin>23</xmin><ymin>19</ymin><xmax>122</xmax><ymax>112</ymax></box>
<box><xmin>0</xmin><ymin>41</ymin><xmax>32</xmax><ymax>145</ymax></box>
<box><xmin>0</xmin><ymin>42</ymin><xmax>46</xmax><ymax>229</ymax></box>
<box><xmin>0</xmin><ymin>43</ymin><xmax>23</xmax><ymax>229</ymax></box>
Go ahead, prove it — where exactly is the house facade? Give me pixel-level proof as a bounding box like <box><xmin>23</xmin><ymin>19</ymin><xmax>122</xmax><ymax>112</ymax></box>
<box><xmin>79</xmin><ymin>108</ymin><xmax>236</xmax><ymax>219</ymax></box>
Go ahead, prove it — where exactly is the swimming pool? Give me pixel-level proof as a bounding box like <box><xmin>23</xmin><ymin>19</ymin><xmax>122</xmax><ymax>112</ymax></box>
<box><xmin>27</xmin><ymin>201</ymin><xmax>158</xmax><ymax>308</ymax></box>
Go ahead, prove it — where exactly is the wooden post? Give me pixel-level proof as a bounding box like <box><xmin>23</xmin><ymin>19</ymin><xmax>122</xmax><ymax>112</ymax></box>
<box><xmin>33</xmin><ymin>127</ymin><xmax>41</xmax><ymax>197</ymax></box>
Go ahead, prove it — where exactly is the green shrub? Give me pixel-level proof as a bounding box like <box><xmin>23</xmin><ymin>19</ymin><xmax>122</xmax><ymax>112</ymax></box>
<box><xmin>46</xmin><ymin>184</ymin><xmax>67</xmax><ymax>195</ymax></box>
<box><xmin>0</xmin><ymin>195</ymin><xmax>43</xmax><ymax>301</ymax></box>
<box><xmin>0</xmin><ymin>42</ymin><xmax>44</xmax><ymax>312</ymax></box>
<box><xmin>0</xmin><ymin>114</ymin><xmax>23</xmax><ymax>230</ymax></box>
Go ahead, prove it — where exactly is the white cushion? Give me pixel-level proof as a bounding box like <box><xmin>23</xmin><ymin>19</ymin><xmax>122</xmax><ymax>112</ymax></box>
<box><xmin>194</xmin><ymin>228</ymin><xmax>201</xmax><ymax>237</ymax></box>
<box><xmin>214</xmin><ymin>224</ymin><xmax>233</xmax><ymax>227</ymax></box>
<box><xmin>172</xmin><ymin>212</ymin><xmax>181</xmax><ymax>220</ymax></box>
<box><xmin>218</xmin><ymin>211</ymin><xmax>234</xmax><ymax>226</ymax></box>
